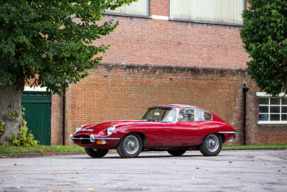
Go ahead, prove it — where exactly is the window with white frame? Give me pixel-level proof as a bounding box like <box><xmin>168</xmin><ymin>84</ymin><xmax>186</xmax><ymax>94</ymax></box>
<box><xmin>170</xmin><ymin>0</ymin><xmax>244</xmax><ymax>25</ymax></box>
<box><xmin>258</xmin><ymin>93</ymin><xmax>287</xmax><ymax>123</ymax></box>
<box><xmin>104</xmin><ymin>0</ymin><xmax>149</xmax><ymax>16</ymax></box>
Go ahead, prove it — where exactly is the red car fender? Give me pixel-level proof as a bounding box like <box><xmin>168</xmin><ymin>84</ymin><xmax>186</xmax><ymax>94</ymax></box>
<box><xmin>196</xmin><ymin>121</ymin><xmax>234</xmax><ymax>143</ymax></box>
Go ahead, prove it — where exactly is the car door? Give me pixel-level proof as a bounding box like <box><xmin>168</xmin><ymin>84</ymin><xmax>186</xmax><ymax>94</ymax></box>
<box><xmin>170</xmin><ymin>121</ymin><xmax>199</xmax><ymax>146</ymax></box>
<box><xmin>170</xmin><ymin>108</ymin><xmax>199</xmax><ymax>146</ymax></box>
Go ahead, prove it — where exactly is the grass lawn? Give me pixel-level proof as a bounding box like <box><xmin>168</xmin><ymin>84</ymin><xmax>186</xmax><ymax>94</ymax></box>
<box><xmin>0</xmin><ymin>144</ymin><xmax>286</xmax><ymax>155</ymax></box>
<box><xmin>223</xmin><ymin>144</ymin><xmax>287</xmax><ymax>149</ymax></box>
<box><xmin>0</xmin><ymin>145</ymin><xmax>85</xmax><ymax>155</ymax></box>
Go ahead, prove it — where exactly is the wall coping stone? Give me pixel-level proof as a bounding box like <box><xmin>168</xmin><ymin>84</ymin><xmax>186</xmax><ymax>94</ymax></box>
<box><xmin>96</xmin><ymin>62</ymin><xmax>248</xmax><ymax>76</ymax></box>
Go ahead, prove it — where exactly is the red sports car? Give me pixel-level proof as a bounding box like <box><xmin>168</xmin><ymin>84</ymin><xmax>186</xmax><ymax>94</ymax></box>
<box><xmin>70</xmin><ymin>104</ymin><xmax>237</xmax><ymax>158</ymax></box>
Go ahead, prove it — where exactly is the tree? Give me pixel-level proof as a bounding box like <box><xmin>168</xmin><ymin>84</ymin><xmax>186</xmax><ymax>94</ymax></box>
<box><xmin>0</xmin><ymin>0</ymin><xmax>136</xmax><ymax>144</ymax></box>
<box><xmin>240</xmin><ymin>0</ymin><xmax>287</xmax><ymax>95</ymax></box>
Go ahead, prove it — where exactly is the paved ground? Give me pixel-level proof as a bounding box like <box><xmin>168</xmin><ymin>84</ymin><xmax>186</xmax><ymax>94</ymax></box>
<box><xmin>0</xmin><ymin>150</ymin><xmax>286</xmax><ymax>192</ymax></box>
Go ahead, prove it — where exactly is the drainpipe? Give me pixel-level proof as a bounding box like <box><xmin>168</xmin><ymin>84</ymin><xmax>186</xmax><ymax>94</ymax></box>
<box><xmin>242</xmin><ymin>84</ymin><xmax>249</xmax><ymax>145</ymax></box>
<box><xmin>62</xmin><ymin>86</ymin><xmax>66</xmax><ymax>145</ymax></box>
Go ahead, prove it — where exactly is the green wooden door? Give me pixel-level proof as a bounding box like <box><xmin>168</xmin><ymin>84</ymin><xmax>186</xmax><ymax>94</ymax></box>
<box><xmin>22</xmin><ymin>92</ymin><xmax>51</xmax><ymax>145</ymax></box>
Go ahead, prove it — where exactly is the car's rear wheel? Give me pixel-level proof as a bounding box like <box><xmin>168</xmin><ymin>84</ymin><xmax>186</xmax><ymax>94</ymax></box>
<box><xmin>167</xmin><ymin>149</ymin><xmax>187</xmax><ymax>156</ymax></box>
<box><xmin>199</xmin><ymin>134</ymin><xmax>222</xmax><ymax>156</ymax></box>
<box><xmin>85</xmin><ymin>148</ymin><xmax>109</xmax><ymax>158</ymax></box>
<box><xmin>117</xmin><ymin>133</ymin><xmax>143</xmax><ymax>158</ymax></box>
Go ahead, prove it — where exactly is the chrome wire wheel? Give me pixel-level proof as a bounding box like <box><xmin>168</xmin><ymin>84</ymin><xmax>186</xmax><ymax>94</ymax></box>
<box><xmin>117</xmin><ymin>133</ymin><xmax>143</xmax><ymax>158</ymax></box>
<box><xmin>123</xmin><ymin>135</ymin><xmax>140</xmax><ymax>155</ymax></box>
<box><xmin>199</xmin><ymin>133</ymin><xmax>222</xmax><ymax>156</ymax></box>
<box><xmin>205</xmin><ymin>134</ymin><xmax>220</xmax><ymax>152</ymax></box>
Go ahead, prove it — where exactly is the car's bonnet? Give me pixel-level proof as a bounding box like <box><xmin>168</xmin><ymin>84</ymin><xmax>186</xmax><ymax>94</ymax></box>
<box><xmin>82</xmin><ymin>120</ymin><xmax>146</xmax><ymax>131</ymax></box>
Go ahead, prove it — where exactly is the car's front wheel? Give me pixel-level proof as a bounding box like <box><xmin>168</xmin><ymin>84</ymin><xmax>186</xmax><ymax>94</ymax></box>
<box><xmin>117</xmin><ymin>133</ymin><xmax>143</xmax><ymax>158</ymax></box>
<box><xmin>199</xmin><ymin>134</ymin><xmax>222</xmax><ymax>156</ymax></box>
<box><xmin>85</xmin><ymin>148</ymin><xmax>109</xmax><ymax>158</ymax></box>
<box><xmin>167</xmin><ymin>149</ymin><xmax>187</xmax><ymax>156</ymax></box>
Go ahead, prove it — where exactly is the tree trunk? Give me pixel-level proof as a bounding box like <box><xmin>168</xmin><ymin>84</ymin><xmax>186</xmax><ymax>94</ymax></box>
<box><xmin>0</xmin><ymin>77</ymin><xmax>24</xmax><ymax>144</ymax></box>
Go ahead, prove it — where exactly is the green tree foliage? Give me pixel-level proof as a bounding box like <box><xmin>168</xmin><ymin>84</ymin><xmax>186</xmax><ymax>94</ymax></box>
<box><xmin>0</xmin><ymin>0</ymin><xmax>136</xmax><ymax>94</ymax></box>
<box><xmin>240</xmin><ymin>0</ymin><xmax>287</xmax><ymax>95</ymax></box>
<box><xmin>0</xmin><ymin>0</ymin><xmax>136</xmax><ymax>144</ymax></box>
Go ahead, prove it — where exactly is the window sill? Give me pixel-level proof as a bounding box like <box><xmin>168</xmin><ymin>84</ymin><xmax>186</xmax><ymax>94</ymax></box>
<box><xmin>257</xmin><ymin>121</ymin><xmax>287</xmax><ymax>125</ymax></box>
<box><xmin>102</xmin><ymin>12</ymin><xmax>151</xmax><ymax>19</ymax></box>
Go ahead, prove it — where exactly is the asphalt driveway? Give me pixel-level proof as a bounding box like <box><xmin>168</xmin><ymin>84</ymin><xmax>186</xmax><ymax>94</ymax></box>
<box><xmin>0</xmin><ymin>150</ymin><xmax>286</xmax><ymax>192</ymax></box>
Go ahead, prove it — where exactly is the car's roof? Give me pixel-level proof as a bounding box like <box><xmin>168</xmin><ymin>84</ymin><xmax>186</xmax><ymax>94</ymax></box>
<box><xmin>151</xmin><ymin>104</ymin><xmax>204</xmax><ymax>110</ymax></box>
<box><xmin>150</xmin><ymin>104</ymin><xmax>225</xmax><ymax>123</ymax></box>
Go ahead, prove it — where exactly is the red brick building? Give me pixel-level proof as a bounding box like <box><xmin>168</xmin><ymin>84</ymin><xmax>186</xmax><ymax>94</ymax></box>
<box><xmin>25</xmin><ymin>0</ymin><xmax>287</xmax><ymax>145</ymax></box>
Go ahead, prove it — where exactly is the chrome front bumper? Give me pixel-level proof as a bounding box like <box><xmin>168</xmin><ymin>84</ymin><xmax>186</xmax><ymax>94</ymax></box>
<box><xmin>70</xmin><ymin>134</ymin><xmax>120</xmax><ymax>143</ymax></box>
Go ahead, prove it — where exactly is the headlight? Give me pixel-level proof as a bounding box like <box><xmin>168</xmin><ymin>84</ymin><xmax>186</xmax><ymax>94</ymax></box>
<box><xmin>75</xmin><ymin>125</ymin><xmax>83</xmax><ymax>133</ymax></box>
<box><xmin>107</xmin><ymin>126</ymin><xmax>115</xmax><ymax>136</ymax></box>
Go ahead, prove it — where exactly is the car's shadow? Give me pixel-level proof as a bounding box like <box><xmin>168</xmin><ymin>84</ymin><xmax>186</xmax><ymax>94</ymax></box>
<box><xmin>68</xmin><ymin>153</ymin><xmax>207</xmax><ymax>159</ymax></box>
<box><xmin>106</xmin><ymin>155</ymin><xmax>204</xmax><ymax>159</ymax></box>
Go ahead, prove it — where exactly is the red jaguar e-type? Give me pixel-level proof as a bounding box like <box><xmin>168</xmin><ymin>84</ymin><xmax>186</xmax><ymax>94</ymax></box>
<box><xmin>70</xmin><ymin>104</ymin><xmax>237</xmax><ymax>158</ymax></box>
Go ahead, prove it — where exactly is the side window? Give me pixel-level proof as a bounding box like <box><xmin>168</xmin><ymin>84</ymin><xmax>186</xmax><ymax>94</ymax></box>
<box><xmin>257</xmin><ymin>94</ymin><xmax>287</xmax><ymax>123</ymax></box>
<box><xmin>195</xmin><ymin>109</ymin><xmax>212</xmax><ymax>121</ymax></box>
<box><xmin>204</xmin><ymin>112</ymin><xmax>212</xmax><ymax>120</ymax></box>
<box><xmin>179</xmin><ymin>108</ymin><xmax>194</xmax><ymax>121</ymax></box>
<box><xmin>164</xmin><ymin>109</ymin><xmax>177</xmax><ymax>122</ymax></box>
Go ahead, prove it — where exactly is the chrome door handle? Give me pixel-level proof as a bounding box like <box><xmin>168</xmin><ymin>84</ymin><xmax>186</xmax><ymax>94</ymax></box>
<box><xmin>192</xmin><ymin>124</ymin><xmax>197</xmax><ymax>127</ymax></box>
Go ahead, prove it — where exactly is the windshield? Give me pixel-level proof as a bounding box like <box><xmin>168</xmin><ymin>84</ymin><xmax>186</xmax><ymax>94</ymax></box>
<box><xmin>141</xmin><ymin>107</ymin><xmax>173</xmax><ymax>122</ymax></box>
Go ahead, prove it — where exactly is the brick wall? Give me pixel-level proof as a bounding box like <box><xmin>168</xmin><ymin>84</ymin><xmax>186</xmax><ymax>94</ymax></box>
<box><xmin>47</xmin><ymin>63</ymin><xmax>287</xmax><ymax>146</ymax></box>
<box><xmin>246</xmin><ymin>88</ymin><xmax>287</xmax><ymax>145</ymax></box>
<box><xmin>60</xmin><ymin>64</ymin><xmax>247</xmax><ymax>145</ymax></box>
<box><xmin>51</xmin><ymin>94</ymin><xmax>63</xmax><ymax>145</ymax></box>
<box><xmin>150</xmin><ymin>0</ymin><xmax>170</xmax><ymax>16</ymax></box>
<box><xmin>91</xmin><ymin>10</ymin><xmax>249</xmax><ymax>69</ymax></box>
<box><xmin>50</xmin><ymin>64</ymin><xmax>287</xmax><ymax>145</ymax></box>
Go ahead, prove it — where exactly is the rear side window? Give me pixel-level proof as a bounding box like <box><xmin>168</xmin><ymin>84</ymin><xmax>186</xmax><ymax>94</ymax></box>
<box><xmin>204</xmin><ymin>112</ymin><xmax>212</xmax><ymax>120</ymax></box>
<box><xmin>196</xmin><ymin>109</ymin><xmax>212</xmax><ymax>121</ymax></box>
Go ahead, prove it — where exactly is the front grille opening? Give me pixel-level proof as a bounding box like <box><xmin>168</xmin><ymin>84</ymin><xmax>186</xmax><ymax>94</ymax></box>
<box><xmin>75</xmin><ymin>135</ymin><xmax>92</xmax><ymax>145</ymax></box>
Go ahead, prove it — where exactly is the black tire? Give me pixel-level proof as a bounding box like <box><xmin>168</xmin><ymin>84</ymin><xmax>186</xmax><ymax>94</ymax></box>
<box><xmin>199</xmin><ymin>134</ymin><xmax>222</xmax><ymax>156</ymax></box>
<box><xmin>167</xmin><ymin>149</ymin><xmax>187</xmax><ymax>156</ymax></box>
<box><xmin>116</xmin><ymin>133</ymin><xmax>143</xmax><ymax>158</ymax></box>
<box><xmin>85</xmin><ymin>148</ymin><xmax>109</xmax><ymax>158</ymax></box>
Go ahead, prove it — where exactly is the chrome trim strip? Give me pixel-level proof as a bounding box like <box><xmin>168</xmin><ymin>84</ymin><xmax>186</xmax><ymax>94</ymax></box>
<box><xmin>113</xmin><ymin>121</ymin><xmax>160</xmax><ymax>128</ymax></box>
<box><xmin>219</xmin><ymin>131</ymin><xmax>237</xmax><ymax>134</ymax></box>
<box><xmin>70</xmin><ymin>137</ymin><xmax>120</xmax><ymax>141</ymax></box>
<box><xmin>219</xmin><ymin>131</ymin><xmax>237</xmax><ymax>138</ymax></box>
